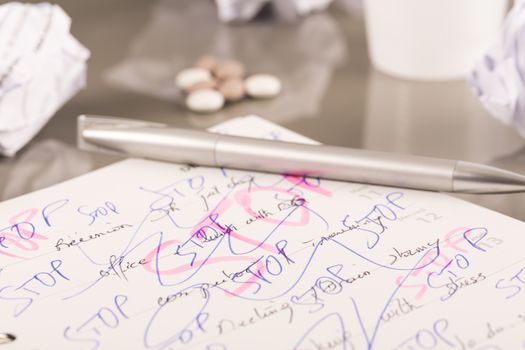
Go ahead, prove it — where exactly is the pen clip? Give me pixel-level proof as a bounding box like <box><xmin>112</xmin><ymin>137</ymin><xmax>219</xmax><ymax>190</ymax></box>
<box><xmin>77</xmin><ymin>115</ymin><xmax>167</xmax><ymax>155</ymax></box>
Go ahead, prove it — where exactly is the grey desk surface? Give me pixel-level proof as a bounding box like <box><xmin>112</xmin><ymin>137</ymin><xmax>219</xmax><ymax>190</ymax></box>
<box><xmin>1</xmin><ymin>0</ymin><xmax>525</xmax><ymax>220</ymax></box>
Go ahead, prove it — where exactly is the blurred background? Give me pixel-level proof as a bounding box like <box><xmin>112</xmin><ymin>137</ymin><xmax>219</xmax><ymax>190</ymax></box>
<box><xmin>1</xmin><ymin>0</ymin><xmax>525</xmax><ymax>219</ymax></box>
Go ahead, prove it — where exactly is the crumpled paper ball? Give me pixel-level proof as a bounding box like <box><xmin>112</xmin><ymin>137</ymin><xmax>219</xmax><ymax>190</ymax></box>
<box><xmin>0</xmin><ymin>2</ymin><xmax>89</xmax><ymax>157</ymax></box>
<box><xmin>470</xmin><ymin>0</ymin><xmax>525</xmax><ymax>137</ymax></box>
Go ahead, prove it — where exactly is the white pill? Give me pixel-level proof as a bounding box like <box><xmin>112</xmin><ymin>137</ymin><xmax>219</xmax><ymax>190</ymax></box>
<box><xmin>175</xmin><ymin>68</ymin><xmax>212</xmax><ymax>91</ymax></box>
<box><xmin>245</xmin><ymin>74</ymin><xmax>282</xmax><ymax>99</ymax></box>
<box><xmin>186</xmin><ymin>89</ymin><xmax>225</xmax><ymax>113</ymax></box>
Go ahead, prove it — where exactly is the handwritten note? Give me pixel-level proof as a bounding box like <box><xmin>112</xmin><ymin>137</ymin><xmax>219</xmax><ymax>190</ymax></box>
<box><xmin>1</xmin><ymin>115</ymin><xmax>525</xmax><ymax>349</ymax></box>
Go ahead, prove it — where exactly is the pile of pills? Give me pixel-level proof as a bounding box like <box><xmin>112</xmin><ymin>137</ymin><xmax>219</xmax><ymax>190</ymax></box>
<box><xmin>175</xmin><ymin>55</ymin><xmax>282</xmax><ymax>113</ymax></box>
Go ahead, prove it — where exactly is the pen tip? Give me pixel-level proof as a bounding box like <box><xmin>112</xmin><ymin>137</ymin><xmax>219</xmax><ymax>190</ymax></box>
<box><xmin>453</xmin><ymin>161</ymin><xmax>525</xmax><ymax>194</ymax></box>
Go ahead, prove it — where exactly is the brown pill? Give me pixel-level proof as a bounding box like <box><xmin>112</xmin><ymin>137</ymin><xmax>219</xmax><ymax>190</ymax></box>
<box><xmin>194</xmin><ymin>55</ymin><xmax>219</xmax><ymax>71</ymax></box>
<box><xmin>218</xmin><ymin>78</ymin><xmax>245</xmax><ymax>102</ymax></box>
<box><xmin>214</xmin><ymin>60</ymin><xmax>246</xmax><ymax>80</ymax></box>
<box><xmin>187</xmin><ymin>79</ymin><xmax>217</xmax><ymax>93</ymax></box>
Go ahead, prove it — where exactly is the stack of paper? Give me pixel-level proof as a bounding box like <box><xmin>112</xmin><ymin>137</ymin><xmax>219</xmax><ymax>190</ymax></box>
<box><xmin>470</xmin><ymin>0</ymin><xmax>525</xmax><ymax>137</ymax></box>
<box><xmin>0</xmin><ymin>2</ymin><xmax>89</xmax><ymax>157</ymax></box>
<box><xmin>215</xmin><ymin>0</ymin><xmax>334</xmax><ymax>22</ymax></box>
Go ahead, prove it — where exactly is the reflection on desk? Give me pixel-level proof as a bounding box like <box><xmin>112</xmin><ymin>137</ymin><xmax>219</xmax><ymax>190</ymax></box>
<box><xmin>1</xmin><ymin>139</ymin><xmax>93</xmax><ymax>200</ymax></box>
<box><xmin>104</xmin><ymin>0</ymin><xmax>347</xmax><ymax>126</ymax></box>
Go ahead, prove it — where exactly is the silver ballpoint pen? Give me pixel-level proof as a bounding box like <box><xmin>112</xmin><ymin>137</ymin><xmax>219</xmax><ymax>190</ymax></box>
<box><xmin>77</xmin><ymin>115</ymin><xmax>525</xmax><ymax>194</ymax></box>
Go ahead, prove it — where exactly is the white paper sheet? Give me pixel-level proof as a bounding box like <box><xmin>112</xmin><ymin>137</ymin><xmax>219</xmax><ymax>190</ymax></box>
<box><xmin>1</xmin><ymin>116</ymin><xmax>525</xmax><ymax>349</ymax></box>
<box><xmin>0</xmin><ymin>2</ymin><xmax>89</xmax><ymax>157</ymax></box>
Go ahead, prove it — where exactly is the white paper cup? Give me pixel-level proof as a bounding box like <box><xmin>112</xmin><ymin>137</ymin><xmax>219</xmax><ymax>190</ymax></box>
<box><xmin>364</xmin><ymin>0</ymin><xmax>509</xmax><ymax>81</ymax></box>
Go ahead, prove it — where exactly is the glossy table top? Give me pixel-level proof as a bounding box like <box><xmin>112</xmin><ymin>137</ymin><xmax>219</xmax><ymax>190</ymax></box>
<box><xmin>1</xmin><ymin>0</ymin><xmax>525</xmax><ymax>220</ymax></box>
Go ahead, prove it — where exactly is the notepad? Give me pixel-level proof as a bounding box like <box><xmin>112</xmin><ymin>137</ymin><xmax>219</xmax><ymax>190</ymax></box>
<box><xmin>1</xmin><ymin>115</ymin><xmax>524</xmax><ymax>349</ymax></box>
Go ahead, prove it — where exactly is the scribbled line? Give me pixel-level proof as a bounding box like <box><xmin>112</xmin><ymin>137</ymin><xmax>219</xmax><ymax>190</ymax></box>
<box><xmin>61</xmin><ymin>229</ymin><xmax>165</xmax><ymax>301</ymax></box>
<box><xmin>56</xmin><ymin>175</ymin><xmax>211</xmax><ymax>298</ymax></box>
<box><xmin>213</xmin><ymin>225</ymin><xmax>441</xmax><ymax>303</ymax></box>
<box><xmin>219</xmin><ymin>193</ymin><xmax>410</xmax><ymax>301</ymax></box>
<box><xmin>144</xmin><ymin>220</ymin><xmax>294</xmax><ymax>300</ymax></box>
<box><xmin>292</xmin><ymin>313</ymin><xmax>348</xmax><ymax>350</ymax></box>
<box><xmin>59</xmin><ymin>174</ymin><xmax>413</xmax><ymax>349</ymax></box>
<box><xmin>0</xmin><ymin>221</ymin><xmax>35</xmax><ymax>248</ymax></box>
<box><xmin>0</xmin><ymin>208</ymin><xmax>45</xmax><ymax>260</ymax></box>
<box><xmin>394</xmin><ymin>227</ymin><xmax>493</xmax><ymax>301</ymax></box>
<box><xmin>60</xmin><ymin>208</ymin><xmax>191</xmax><ymax>300</ymax></box>
<box><xmin>0</xmin><ymin>259</ymin><xmax>69</xmax><ymax>317</ymax></box>
<box><xmin>60</xmin><ymin>173</ymin><xmax>335</xmax><ymax>347</ymax></box>
<box><xmin>63</xmin><ymin>294</ymin><xmax>128</xmax><ymax>349</ymax></box>
<box><xmin>143</xmin><ymin>284</ymin><xmax>211</xmax><ymax>349</ymax></box>
<box><xmin>168</xmin><ymin>191</ymin><xmax>421</xmax><ymax>303</ymax></box>
<box><xmin>353</xmin><ymin>227</ymin><xmax>490</xmax><ymax>349</ymax></box>
<box><xmin>350</xmin><ymin>248</ymin><xmax>441</xmax><ymax>350</ymax></box>
<box><xmin>139</xmin><ymin>173</ymin><xmax>331</xmax><ymax>291</ymax></box>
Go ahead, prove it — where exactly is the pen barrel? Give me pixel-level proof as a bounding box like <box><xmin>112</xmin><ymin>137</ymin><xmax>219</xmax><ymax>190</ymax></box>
<box><xmin>80</xmin><ymin>118</ymin><xmax>525</xmax><ymax>194</ymax></box>
<box><xmin>82</xmin><ymin>127</ymin><xmax>221</xmax><ymax>164</ymax></box>
<box><xmin>215</xmin><ymin>135</ymin><xmax>456</xmax><ymax>191</ymax></box>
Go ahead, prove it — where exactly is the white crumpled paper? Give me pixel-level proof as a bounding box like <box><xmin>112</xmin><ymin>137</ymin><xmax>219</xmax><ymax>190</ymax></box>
<box><xmin>470</xmin><ymin>0</ymin><xmax>525</xmax><ymax>138</ymax></box>
<box><xmin>0</xmin><ymin>2</ymin><xmax>89</xmax><ymax>157</ymax></box>
<box><xmin>215</xmin><ymin>0</ymin><xmax>334</xmax><ymax>22</ymax></box>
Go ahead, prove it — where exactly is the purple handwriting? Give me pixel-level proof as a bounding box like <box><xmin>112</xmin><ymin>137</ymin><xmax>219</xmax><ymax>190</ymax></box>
<box><xmin>495</xmin><ymin>267</ymin><xmax>525</xmax><ymax>300</ymax></box>
<box><xmin>77</xmin><ymin>201</ymin><xmax>119</xmax><ymax>226</ymax></box>
<box><xmin>0</xmin><ymin>259</ymin><xmax>69</xmax><ymax>317</ymax></box>
<box><xmin>63</xmin><ymin>294</ymin><xmax>129</xmax><ymax>349</ymax></box>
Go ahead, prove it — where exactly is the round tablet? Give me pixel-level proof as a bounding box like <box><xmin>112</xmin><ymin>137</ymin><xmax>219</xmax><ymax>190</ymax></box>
<box><xmin>214</xmin><ymin>60</ymin><xmax>246</xmax><ymax>80</ymax></box>
<box><xmin>218</xmin><ymin>78</ymin><xmax>245</xmax><ymax>102</ymax></box>
<box><xmin>175</xmin><ymin>68</ymin><xmax>212</xmax><ymax>91</ymax></box>
<box><xmin>186</xmin><ymin>89</ymin><xmax>225</xmax><ymax>113</ymax></box>
<box><xmin>245</xmin><ymin>74</ymin><xmax>282</xmax><ymax>99</ymax></box>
